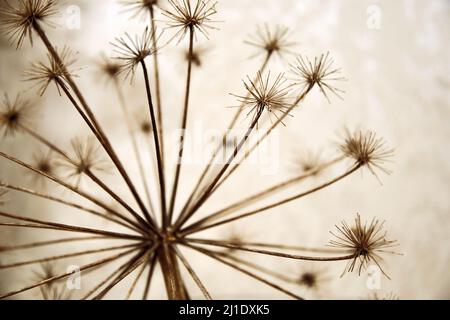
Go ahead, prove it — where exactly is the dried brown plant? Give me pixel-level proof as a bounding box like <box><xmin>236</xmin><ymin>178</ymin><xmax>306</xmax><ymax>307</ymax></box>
<box><xmin>0</xmin><ymin>0</ymin><xmax>399</xmax><ymax>300</ymax></box>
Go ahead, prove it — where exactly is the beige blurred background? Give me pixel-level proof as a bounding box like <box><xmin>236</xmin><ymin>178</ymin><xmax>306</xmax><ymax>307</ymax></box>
<box><xmin>0</xmin><ymin>0</ymin><xmax>449</xmax><ymax>299</ymax></box>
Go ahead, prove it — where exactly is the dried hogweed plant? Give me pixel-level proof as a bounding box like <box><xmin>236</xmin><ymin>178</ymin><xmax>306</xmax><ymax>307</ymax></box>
<box><xmin>0</xmin><ymin>0</ymin><xmax>399</xmax><ymax>300</ymax></box>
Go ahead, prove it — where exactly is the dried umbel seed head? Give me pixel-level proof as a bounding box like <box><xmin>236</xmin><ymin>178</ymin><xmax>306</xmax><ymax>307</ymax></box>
<box><xmin>97</xmin><ymin>55</ymin><xmax>121</xmax><ymax>83</ymax></box>
<box><xmin>162</xmin><ymin>0</ymin><xmax>218</xmax><ymax>43</ymax></box>
<box><xmin>121</xmin><ymin>0</ymin><xmax>158</xmax><ymax>18</ymax></box>
<box><xmin>329</xmin><ymin>213</ymin><xmax>399</xmax><ymax>278</ymax></box>
<box><xmin>339</xmin><ymin>129</ymin><xmax>394</xmax><ymax>182</ymax></box>
<box><xmin>245</xmin><ymin>24</ymin><xmax>295</xmax><ymax>59</ymax></box>
<box><xmin>0</xmin><ymin>93</ymin><xmax>35</xmax><ymax>137</ymax></box>
<box><xmin>111</xmin><ymin>27</ymin><xmax>158</xmax><ymax>81</ymax></box>
<box><xmin>231</xmin><ymin>71</ymin><xmax>292</xmax><ymax>123</ymax></box>
<box><xmin>184</xmin><ymin>45</ymin><xmax>208</xmax><ymax>67</ymax></box>
<box><xmin>0</xmin><ymin>0</ymin><xmax>58</xmax><ymax>48</ymax></box>
<box><xmin>24</xmin><ymin>46</ymin><xmax>78</xmax><ymax>96</ymax></box>
<box><xmin>290</xmin><ymin>52</ymin><xmax>346</xmax><ymax>102</ymax></box>
<box><xmin>294</xmin><ymin>150</ymin><xmax>323</xmax><ymax>175</ymax></box>
<box><xmin>58</xmin><ymin>137</ymin><xmax>111</xmax><ymax>185</ymax></box>
<box><xmin>30</xmin><ymin>150</ymin><xmax>55</xmax><ymax>184</ymax></box>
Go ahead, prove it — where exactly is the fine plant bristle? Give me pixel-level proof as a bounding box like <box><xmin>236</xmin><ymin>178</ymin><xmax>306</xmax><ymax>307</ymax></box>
<box><xmin>0</xmin><ymin>0</ymin><xmax>399</xmax><ymax>301</ymax></box>
<box><xmin>329</xmin><ymin>213</ymin><xmax>399</xmax><ymax>278</ymax></box>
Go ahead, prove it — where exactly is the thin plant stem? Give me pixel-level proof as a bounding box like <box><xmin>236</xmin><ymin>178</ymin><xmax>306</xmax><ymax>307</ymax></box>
<box><xmin>0</xmin><ymin>236</ymin><xmax>105</xmax><ymax>252</ymax></box>
<box><xmin>141</xmin><ymin>60</ymin><xmax>167</xmax><ymax>228</ymax></box>
<box><xmin>217</xmin><ymin>241</ymin><xmax>347</xmax><ymax>255</ymax></box>
<box><xmin>158</xmin><ymin>243</ymin><xmax>188</xmax><ymax>300</ymax></box>
<box><xmin>142</xmin><ymin>252</ymin><xmax>158</xmax><ymax>300</ymax></box>
<box><xmin>0</xmin><ymin>242</ymin><xmax>143</xmax><ymax>269</ymax></box>
<box><xmin>182</xmin><ymin>164</ymin><xmax>361</xmax><ymax>235</ymax></box>
<box><xmin>168</xmin><ymin>25</ymin><xmax>194</xmax><ymax>224</ymax></box>
<box><xmin>125</xmin><ymin>253</ymin><xmax>149</xmax><ymax>300</ymax></box>
<box><xmin>0</xmin><ymin>211</ymin><xmax>144</xmax><ymax>240</ymax></box>
<box><xmin>149</xmin><ymin>5</ymin><xmax>165</xmax><ymax>174</ymax></box>
<box><xmin>114</xmin><ymin>78</ymin><xmax>156</xmax><ymax>217</ymax></box>
<box><xmin>183</xmin><ymin>156</ymin><xmax>344</xmax><ymax>232</ymax></box>
<box><xmin>184</xmin><ymin>243</ymin><xmax>304</xmax><ymax>300</ymax></box>
<box><xmin>32</xmin><ymin>21</ymin><xmax>153</xmax><ymax>226</ymax></box>
<box><xmin>0</xmin><ymin>182</ymin><xmax>137</xmax><ymax>231</ymax></box>
<box><xmin>0</xmin><ymin>246</ymin><xmax>140</xmax><ymax>299</ymax></box>
<box><xmin>0</xmin><ymin>151</ymin><xmax>148</xmax><ymax>234</ymax></box>
<box><xmin>175</xmin><ymin>106</ymin><xmax>265</xmax><ymax>230</ymax></box>
<box><xmin>173</xmin><ymin>246</ymin><xmax>212</xmax><ymax>300</ymax></box>
<box><xmin>185</xmin><ymin>238</ymin><xmax>356</xmax><ymax>262</ymax></box>
<box><xmin>179</xmin><ymin>53</ymin><xmax>273</xmax><ymax>221</ymax></box>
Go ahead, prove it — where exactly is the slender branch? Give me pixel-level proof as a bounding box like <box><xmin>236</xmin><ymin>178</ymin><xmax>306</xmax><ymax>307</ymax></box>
<box><xmin>33</xmin><ymin>21</ymin><xmax>154</xmax><ymax>227</ymax></box>
<box><xmin>0</xmin><ymin>235</ymin><xmax>104</xmax><ymax>252</ymax></box>
<box><xmin>185</xmin><ymin>238</ymin><xmax>355</xmax><ymax>262</ymax></box>
<box><xmin>182</xmin><ymin>164</ymin><xmax>361</xmax><ymax>235</ymax></box>
<box><xmin>126</xmin><ymin>253</ymin><xmax>149</xmax><ymax>300</ymax></box>
<box><xmin>184</xmin><ymin>243</ymin><xmax>304</xmax><ymax>300</ymax></box>
<box><xmin>175</xmin><ymin>106</ymin><xmax>265</xmax><ymax>230</ymax></box>
<box><xmin>168</xmin><ymin>25</ymin><xmax>194</xmax><ymax>224</ymax></box>
<box><xmin>0</xmin><ymin>211</ymin><xmax>144</xmax><ymax>240</ymax></box>
<box><xmin>217</xmin><ymin>241</ymin><xmax>347</xmax><ymax>255</ymax></box>
<box><xmin>178</xmin><ymin>53</ymin><xmax>273</xmax><ymax>223</ymax></box>
<box><xmin>0</xmin><ymin>242</ymin><xmax>143</xmax><ymax>269</ymax></box>
<box><xmin>173</xmin><ymin>246</ymin><xmax>212</xmax><ymax>300</ymax></box>
<box><xmin>142</xmin><ymin>252</ymin><xmax>158</xmax><ymax>300</ymax></box>
<box><xmin>183</xmin><ymin>156</ymin><xmax>344</xmax><ymax>232</ymax></box>
<box><xmin>0</xmin><ymin>246</ymin><xmax>140</xmax><ymax>299</ymax></box>
<box><xmin>141</xmin><ymin>60</ymin><xmax>167</xmax><ymax>228</ymax></box>
<box><xmin>0</xmin><ymin>151</ymin><xmax>148</xmax><ymax>234</ymax></box>
<box><xmin>149</xmin><ymin>5</ymin><xmax>165</xmax><ymax>176</ymax></box>
<box><xmin>114</xmin><ymin>78</ymin><xmax>156</xmax><ymax>217</ymax></box>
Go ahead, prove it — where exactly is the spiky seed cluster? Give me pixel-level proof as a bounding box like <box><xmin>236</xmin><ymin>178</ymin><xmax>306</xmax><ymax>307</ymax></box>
<box><xmin>0</xmin><ymin>0</ymin><xmax>58</xmax><ymax>48</ymax></box>
<box><xmin>329</xmin><ymin>213</ymin><xmax>398</xmax><ymax>278</ymax></box>
<box><xmin>58</xmin><ymin>137</ymin><xmax>111</xmax><ymax>184</ymax></box>
<box><xmin>339</xmin><ymin>129</ymin><xmax>394</xmax><ymax>181</ymax></box>
<box><xmin>31</xmin><ymin>150</ymin><xmax>55</xmax><ymax>181</ymax></box>
<box><xmin>111</xmin><ymin>27</ymin><xmax>158</xmax><ymax>81</ymax></box>
<box><xmin>121</xmin><ymin>0</ymin><xmax>158</xmax><ymax>18</ymax></box>
<box><xmin>97</xmin><ymin>55</ymin><xmax>121</xmax><ymax>82</ymax></box>
<box><xmin>295</xmin><ymin>150</ymin><xmax>323</xmax><ymax>174</ymax></box>
<box><xmin>33</xmin><ymin>263</ymin><xmax>70</xmax><ymax>300</ymax></box>
<box><xmin>24</xmin><ymin>46</ymin><xmax>78</xmax><ymax>96</ymax></box>
<box><xmin>0</xmin><ymin>93</ymin><xmax>35</xmax><ymax>137</ymax></box>
<box><xmin>245</xmin><ymin>24</ymin><xmax>295</xmax><ymax>59</ymax></box>
<box><xmin>162</xmin><ymin>0</ymin><xmax>218</xmax><ymax>42</ymax></box>
<box><xmin>231</xmin><ymin>71</ymin><xmax>292</xmax><ymax>123</ymax></box>
<box><xmin>290</xmin><ymin>52</ymin><xmax>346</xmax><ymax>102</ymax></box>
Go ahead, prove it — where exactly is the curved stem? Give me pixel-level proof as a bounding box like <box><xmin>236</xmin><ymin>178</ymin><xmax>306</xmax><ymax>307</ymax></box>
<box><xmin>185</xmin><ymin>238</ymin><xmax>355</xmax><ymax>262</ymax></box>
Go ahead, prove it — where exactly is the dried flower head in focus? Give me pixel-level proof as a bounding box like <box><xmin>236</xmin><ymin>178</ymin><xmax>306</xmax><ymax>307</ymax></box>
<box><xmin>340</xmin><ymin>129</ymin><xmax>394</xmax><ymax>181</ymax></box>
<box><xmin>0</xmin><ymin>0</ymin><xmax>58</xmax><ymax>48</ymax></box>
<box><xmin>291</xmin><ymin>52</ymin><xmax>346</xmax><ymax>102</ymax></box>
<box><xmin>329</xmin><ymin>213</ymin><xmax>399</xmax><ymax>278</ymax></box>
<box><xmin>162</xmin><ymin>0</ymin><xmax>218</xmax><ymax>42</ymax></box>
